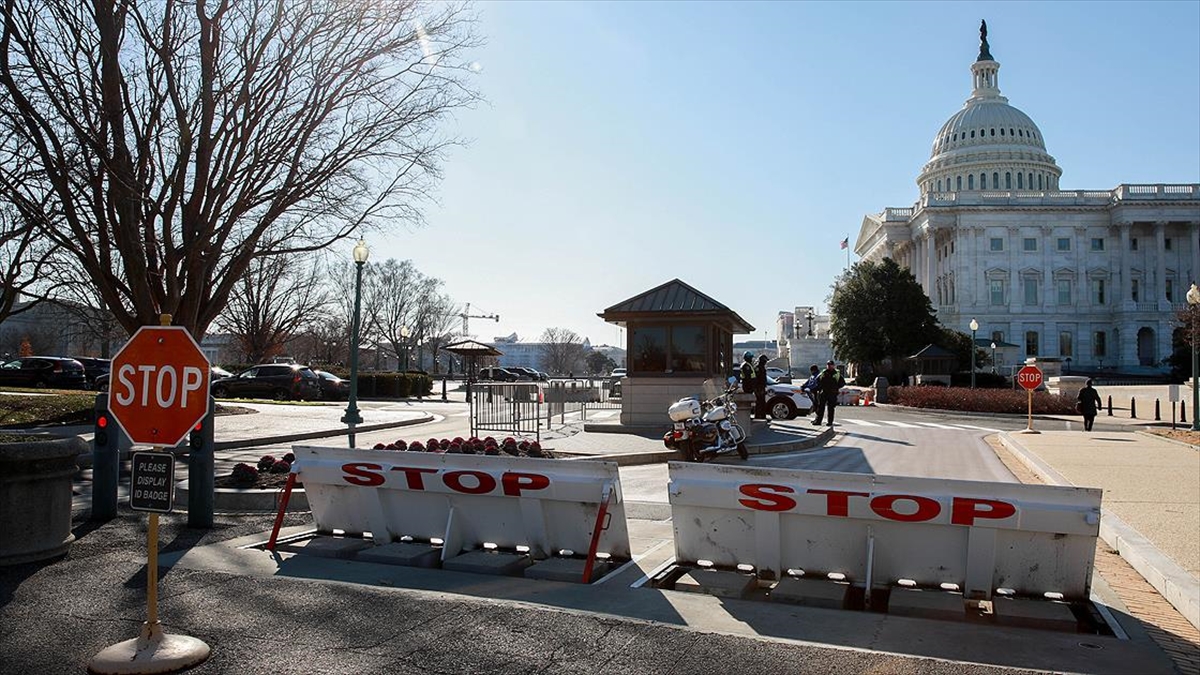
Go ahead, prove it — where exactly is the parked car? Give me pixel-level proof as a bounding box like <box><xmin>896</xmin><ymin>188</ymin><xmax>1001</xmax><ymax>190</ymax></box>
<box><xmin>95</xmin><ymin>365</ymin><xmax>237</xmax><ymax>394</ymax></box>
<box><xmin>313</xmin><ymin>370</ymin><xmax>350</xmax><ymax>400</ymax></box>
<box><xmin>210</xmin><ymin>363</ymin><xmax>322</xmax><ymax>401</ymax></box>
<box><xmin>478</xmin><ymin>367</ymin><xmax>524</xmax><ymax>382</ymax></box>
<box><xmin>71</xmin><ymin>356</ymin><xmax>111</xmax><ymax>389</ymax></box>
<box><xmin>763</xmin><ymin>376</ymin><xmax>815</xmax><ymax>420</ymax></box>
<box><xmin>506</xmin><ymin>366</ymin><xmax>547</xmax><ymax>381</ymax></box>
<box><xmin>0</xmin><ymin>356</ymin><xmax>87</xmax><ymax>389</ymax></box>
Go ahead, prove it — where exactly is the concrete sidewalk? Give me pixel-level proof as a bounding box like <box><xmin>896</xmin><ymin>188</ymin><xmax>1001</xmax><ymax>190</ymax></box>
<box><xmin>1000</xmin><ymin>430</ymin><xmax>1200</xmax><ymax>631</ymax></box>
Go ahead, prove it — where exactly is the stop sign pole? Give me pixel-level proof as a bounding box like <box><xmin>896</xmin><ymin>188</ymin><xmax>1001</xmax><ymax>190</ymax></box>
<box><xmin>1016</xmin><ymin>365</ymin><xmax>1044</xmax><ymax>435</ymax></box>
<box><xmin>90</xmin><ymin>315</ymin><xmax>211</xmax><ymax>674</ymax></box>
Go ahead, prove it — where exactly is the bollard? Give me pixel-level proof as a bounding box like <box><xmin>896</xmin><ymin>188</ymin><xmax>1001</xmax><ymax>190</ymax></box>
<box><xmin>1155</xmin><ymin>398</ymin><xmax>1161</xmax><ymax>422</ymax></box>
<box><xmin>91</xmin><ymin>394</ymin><xmax>120</xmax><ymax>522</ymax></box>
<box><xmin>441</xmin><ymin>376</ymin><xmax>448</xmax><ymax>402</ymax></box>
<box><xmin>1182</xmin><ymin>400</ymin><xmax>1189</xmax><ymax>424</ymax></box>
<box><xmin>1130</xmin><ymin>397</ymin><xmax>1136</xmax><ymax>419</ymax></box>
<box><xmin>187</xmin><ymin>399</ymin><xmax>216</xmax><ymax>529</ymax></box>
<box><xmin>1107</xmin><ymin>395</ymin><xmax>1113</xmax><ymax>416</ymax></box>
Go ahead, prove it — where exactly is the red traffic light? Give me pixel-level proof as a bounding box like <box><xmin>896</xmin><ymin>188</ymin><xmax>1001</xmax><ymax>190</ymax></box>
<box><xmin>194</xmin><ymin>421</ymin><xmax>202</xmax><ymax>431</ymax></box>
<box><xmin>97</xmin><ymin>415</ymin><xmax>108</xmax><ymax>429</ymax></box>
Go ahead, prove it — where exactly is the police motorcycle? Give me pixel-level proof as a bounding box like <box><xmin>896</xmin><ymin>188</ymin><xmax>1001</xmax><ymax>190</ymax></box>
<box><xmin>662</xmin><ymin>376</ymin><xmax>749</xmax><ymax>462</ymax></box>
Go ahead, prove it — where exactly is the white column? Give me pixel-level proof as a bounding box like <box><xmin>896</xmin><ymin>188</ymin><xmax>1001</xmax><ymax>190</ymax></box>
<box><xmin>1118</xmin><ymin>223</ymin><xmax>1132</xmax><ymax>306</ymax></box>
<box><xmin>1191</xmin><ymin>222</ymin><xmax>1200</xmax><ymax>286</ymax></box>
<box><xmin>1155</xmin><ymin>220</ymin><xmax>1168</xmax><ymax>309</ymax></box>
<box><xmin>925</xmin><ymin>229</ymin><xmax>936</xmax><ymax>294</ymax></box>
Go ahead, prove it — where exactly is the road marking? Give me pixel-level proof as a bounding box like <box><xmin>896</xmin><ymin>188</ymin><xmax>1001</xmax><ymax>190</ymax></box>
<box><xmin>954</xmin><ymin>423</ymin><xmax>1004</xmax><ymax>432</ymax></box>
<box><xmin>916</xmin><ymin>422</ymin><xmax>961</xmax><ymax>429</ymax></box>
<box><xmin>841</xmin><ymin>419</ymin><xmax>881</xmax><ymax>427</ymax></box>
<box><xmin>878</xmin><ymin>420</ymin><xmax>922</xmax><ymax>428</ymax></box>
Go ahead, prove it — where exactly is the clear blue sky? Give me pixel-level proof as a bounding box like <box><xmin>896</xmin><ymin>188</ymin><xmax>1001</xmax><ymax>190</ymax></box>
<box><xmin>372</xmin><ymin>0</ymin><xmax>1200</xmax><ymax>347</ymax></box>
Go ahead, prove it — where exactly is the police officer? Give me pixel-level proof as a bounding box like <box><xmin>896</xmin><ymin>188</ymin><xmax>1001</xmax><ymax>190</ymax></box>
<box><xmin>739</xmin><ymin>351</ymin><xmax>755</xmax><ymax>394</ymax></box>
<box><xmin>754</xmin><ymin>354</ymin><xmax>768</xmax><ymax>420</ymax></box>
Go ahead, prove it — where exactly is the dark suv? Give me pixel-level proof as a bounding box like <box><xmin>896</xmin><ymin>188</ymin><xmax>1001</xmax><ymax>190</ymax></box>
<box><xmin>71</xmin><ymin>356</ymin><xmax>111</xmax><ymax>389</ymax></box>
<box><xmin>211</xmin><ymin>363</ymin><xmax>322</xmax><ymax>401</ymax></box>
<box><xmin>0</xmin><ymin>356</ymin><xmax>87</xmax><ymax>389</ymax></box>
<box><xmin>478</xmin><ymin>367</ymin><xmax>524</xmax><ymax>382</ymax></box>
<box><xmin>506</xmin><ymin>366</ymin><xmax>547</xmax><ymax>381</ymax></box>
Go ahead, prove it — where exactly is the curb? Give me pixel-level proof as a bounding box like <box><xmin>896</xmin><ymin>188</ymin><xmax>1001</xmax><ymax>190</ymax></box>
<box><xmin>212</xmin><ymin>414</ymin><xmax>435</xmax><ymax>451</ymax></box>
<box><xmin>176</xmin><ymin>479</ymin><xmax>310</xmax><ymax>513</ymax></box>
<box><xmin>998</xmin><ymin>431</ymin><xmax>1200</xmax><ymax>631</ymax></box>
<box><xmin>1134</xmin><ymin>430</ymin><xmax>1200</xmax><ymax>451</ymax></box>
<box><xmin>556</xmin><ymin>426</ymin><xmax>835</xmax><ymax>466</ymax></box>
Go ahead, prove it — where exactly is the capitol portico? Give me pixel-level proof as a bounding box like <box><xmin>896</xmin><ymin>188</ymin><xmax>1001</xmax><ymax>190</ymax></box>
<box><xmin>855</xmin><ymin>22</ymin><xmax>1200</xmax><ymax>374</ymax></box>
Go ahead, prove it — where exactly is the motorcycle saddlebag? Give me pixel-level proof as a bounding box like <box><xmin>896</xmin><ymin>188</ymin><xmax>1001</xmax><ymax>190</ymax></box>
<box><xmin>668</xmin><ymin>398</ymin><xmax>701</xmax><ymax>422</ymax></box>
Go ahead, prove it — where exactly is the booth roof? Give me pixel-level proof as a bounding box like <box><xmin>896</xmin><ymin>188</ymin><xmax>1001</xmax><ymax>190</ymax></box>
<box><xmin>443</xmin><ymin>339</ymin><xmax>503</xmax><ymax>357</ymax></box>
<box><xmin>598</xmin><ymin>278</ymin><xmax>755</xmax><ymax>333</ymax></box>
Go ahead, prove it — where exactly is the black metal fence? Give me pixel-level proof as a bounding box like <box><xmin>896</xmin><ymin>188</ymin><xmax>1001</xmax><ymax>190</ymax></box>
<box><xmin>543</xmin><ymin>379</ymin><xmax>622</xmax><ymax>426</ymax></box>
<box><xmin>469</xmin><ymin>383</ymin><xmax>543</xmax><ymax>441</ymax></box>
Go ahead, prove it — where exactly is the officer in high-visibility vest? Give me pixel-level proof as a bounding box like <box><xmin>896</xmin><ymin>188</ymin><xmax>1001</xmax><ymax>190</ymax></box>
<box><xmin>739</xmin><ymin>351</ymin><xmax>755</xmax><ymax>394</ymax></box>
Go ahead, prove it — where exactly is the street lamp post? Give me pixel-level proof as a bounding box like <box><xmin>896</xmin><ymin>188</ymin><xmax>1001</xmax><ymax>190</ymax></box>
<box><xmin>990</xmin><ymin>341</ymin><xmax>997</xmax><ymax>374</ymax></box>
<box><xmin>342</xmin><ymin>239</ymin><xmax>369</xmax><ymax>447</ymax></box>
<box><xmin>401</xmin><ymin>326</ymin><xmax>411</xmax><ymax>371</ymax></box>
<box><xmin>969</xmin><ymin>318</ymin><xmax>979</xmax><ymax>389</ymax></box>
<box><xmin>1187</xmin><ymin>283</ymin><xmax>1200</xmax><ymax>431</ymax></box>
<box><xmin>806</xmin><ymin>310</ymin><xmax>815</xmax><ymax>338</ymax></box>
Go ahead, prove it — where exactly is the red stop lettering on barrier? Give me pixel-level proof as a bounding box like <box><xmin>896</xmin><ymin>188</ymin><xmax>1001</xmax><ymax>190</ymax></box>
<box><xmin>738</xmin><ymin>484</ymin><xmax>797</xmax><ymax>511</ymax></box>
<box><xmin>340</xmin><ymin>463</ymin><xmax>552</xmax><ymax>498</ymax></box>
<box><xmin>951</xmin><ymin>497</ymin><xmax>1017</xmax><ymax>525</ymax></box>
<box><xmin>869</xmin><ymin>494</ymin><xmax>941</xmax><ymax>522</ymax></box>
<box><xmin>737</xmin><ymin>482</ymin><xmax>1017</xmax><ymax>527</ymax></box>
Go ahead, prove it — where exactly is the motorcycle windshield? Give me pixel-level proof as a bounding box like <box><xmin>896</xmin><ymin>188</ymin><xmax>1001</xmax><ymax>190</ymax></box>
<box><xmin>700</xmin><ymin>377</ymin><xmax>727</xmax><ymax>401</ymax></box>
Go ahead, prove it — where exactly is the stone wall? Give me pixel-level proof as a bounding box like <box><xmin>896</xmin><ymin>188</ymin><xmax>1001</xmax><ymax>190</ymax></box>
<box><xmin>620</xmin><ymin>376</ymin><xmax>726</xmax><ymax>428</ymax></box>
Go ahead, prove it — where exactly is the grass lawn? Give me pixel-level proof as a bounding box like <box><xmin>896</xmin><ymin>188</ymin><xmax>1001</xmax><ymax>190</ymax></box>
<box><xmin>0</xmin><ymin>390</ymin><xmax>97</xmax><ymax>428</ymax></box>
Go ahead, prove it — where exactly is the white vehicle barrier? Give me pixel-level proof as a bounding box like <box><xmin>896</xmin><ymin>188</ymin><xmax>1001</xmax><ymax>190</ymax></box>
<box><xmin>668</xmin><ymin>463</ymin><xmax>1101</xmax><ymax>601</ymax></box>
<box><xmin>293</xmin><ymin>446</ymin><xmax>629</xmax><ymax>562</ymax></box>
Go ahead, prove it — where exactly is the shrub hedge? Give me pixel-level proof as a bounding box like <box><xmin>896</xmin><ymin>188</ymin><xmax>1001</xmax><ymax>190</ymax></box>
<box><xmin>890</xmin><ymin>386</ymin><xmax>1077</xmax><ymax>415</ymax></box>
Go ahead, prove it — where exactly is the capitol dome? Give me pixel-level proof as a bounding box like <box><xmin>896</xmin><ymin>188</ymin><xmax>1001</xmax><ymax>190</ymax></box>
<box><xmin>917</xmin><ymin>22</ymin><xmax>1062</xmax><ymax>195</ymax></box>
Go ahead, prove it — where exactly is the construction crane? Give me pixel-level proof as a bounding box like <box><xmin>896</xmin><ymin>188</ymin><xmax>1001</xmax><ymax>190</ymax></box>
<box><xmin>460</xmin><ymin>303</ymin><xmax>499</xmax><ymax>337</ymax></box>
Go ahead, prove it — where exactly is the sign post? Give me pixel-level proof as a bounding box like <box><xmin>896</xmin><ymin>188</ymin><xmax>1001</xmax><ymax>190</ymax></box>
<box><xmin>90</xmin><ymin>315</ymin><xmax>211</xmax><ymax>674</ymax></box>
<box><xmin>1016</xmin><ymin>365</ymin><xmax>1043</xmax><ymax>434</ymax></box>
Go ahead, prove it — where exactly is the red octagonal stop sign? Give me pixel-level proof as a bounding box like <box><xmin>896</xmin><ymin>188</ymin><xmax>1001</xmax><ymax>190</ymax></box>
<box><xmin>1016</xmin><ymin>365</ymin><xmax>1044</xmax><ymax>391</ymax></box>
<box><xmin>108</xmin><ymin>326</ymin><xmax>211</xmax><ymax>447</ymax></box>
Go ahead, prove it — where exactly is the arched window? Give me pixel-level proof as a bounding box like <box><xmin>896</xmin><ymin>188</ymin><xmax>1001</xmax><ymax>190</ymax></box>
<box><xmin>990</xmin><ymin>128</ymin><xmax>995</xmax><ymax>136</ymax></box>
<box><xmin>953</xmin><ymin>133</ymin><xmax>957</xmax><ymax>141</ymax></box>
<box><xmin>1006</xmin><ymin>172</ymin><xmax>1012</xmax><ymax>189</ymax></box>
<box><xmin>970</xmin><ymin>130</ymin><xmax>976</xmax><ymax>138</ymax></box>
<box><xmin>937</xmin><ymin>179</ymin><xmax>942</xmax><ymax>192</ymax></box>
<box><xmin>1018</xmin><ymin>173</ymin><xmax>1024</xmax><ymax>189</ymax></box>
<box><xmin>956</xmin><ymin>175</ymin><xmax>962</xmax><ymax>191</ymax></box>
<box><xmin>980</xmin><ymin>173</ymin><xmax>987</xmax><ymax>189</ymax></box>
<box><xmin>993</xmin><ymin>172</ymin><xmax>999</xmax><ymax>188</ymax></box>
<box><xmin>1028</xmin><ymin>173</ymin><xmax>1034</xmax><ymax>188</ymax></box>
<box><xmin>968</xmin><ymin>174</ymin><xmax>975</xmax><ymax>190</ymax></box>
<box><xmin>1038</xmin><ymin>174</ymin><xmax>1043</xmax><ymax>190</ymax></box>
<box><xmin>1018</xmin><ymin>129</ymin><xmax>1023</xmax><ymax>137</ymax></box>
<box><xmin>1000</xmin><ymin>128</ymin><xmax>1005</xmax><ymax>136</ymax></box>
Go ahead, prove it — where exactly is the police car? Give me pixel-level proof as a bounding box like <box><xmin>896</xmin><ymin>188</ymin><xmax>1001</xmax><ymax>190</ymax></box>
<box><xmin>764</xmin><ymin>376</ymin><xmax>814</xmax><ymax>420</ymax></box>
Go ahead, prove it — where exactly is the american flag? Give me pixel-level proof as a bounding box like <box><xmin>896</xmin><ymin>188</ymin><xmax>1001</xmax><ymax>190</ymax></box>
<box><xmin>840</xmin><ymin>237</ymin><xmax>849</xmax><ymax>250</ymax></box>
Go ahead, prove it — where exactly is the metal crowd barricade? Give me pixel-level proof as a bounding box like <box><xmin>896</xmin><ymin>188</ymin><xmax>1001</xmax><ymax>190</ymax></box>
<box><xmin>543</xmin><ymin>379</ymin><xmax>622</xmax><ymax>425</ymax></box>
<box><xmin>469</xmin><ymin>382</ymin><xmax>542</xmax><ymax>441</ymax></box>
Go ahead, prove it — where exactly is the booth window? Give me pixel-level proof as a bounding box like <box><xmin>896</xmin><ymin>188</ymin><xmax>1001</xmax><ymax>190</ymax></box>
<box><xmin>630</xmin><ymin>325</ymin><xmax>709</xmax><ymax>374</ymax></box>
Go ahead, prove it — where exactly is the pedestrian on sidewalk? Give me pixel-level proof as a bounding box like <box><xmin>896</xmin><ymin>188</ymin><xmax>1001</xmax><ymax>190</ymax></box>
<box><xmin>813</xmin><ymin>360</ymin><xmax>845</xmax><ymax>427</ymax></box>
<box><xmin>1076</xmin><ymin>379</ymin><xmax>1102</xmax><ymax>431</ymax></box>
<box><xmin>754</xmin><ymin>354</ymin><xmax>768</xmax><ymax>420</ymax></box>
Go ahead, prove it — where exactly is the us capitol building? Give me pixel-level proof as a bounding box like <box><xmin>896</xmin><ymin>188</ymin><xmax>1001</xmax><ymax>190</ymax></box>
<box><xmin>854</xmin><ymin>22</ymin><xmax>1200</xmax><ymax>374</ymax></box>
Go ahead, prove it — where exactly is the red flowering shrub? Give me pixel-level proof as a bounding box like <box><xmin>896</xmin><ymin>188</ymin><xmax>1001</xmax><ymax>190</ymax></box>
<box><xmin>408</xmin><ymin>441</ymin><xmax>425</xmax><ymax>452</ymax></box>
<box><xmin>257</xmin><ymin>455</ymin><xmax>276</xmax><ymax>472</ymax></box>
<box><xmin>270</xmin><ymin>459</ymin><xmax>292</xmax><ymax>474</ymax></box>
<box><xmin>232</xmin><ymin>463</ymin><xmax>259</xmax><ymax>486</ymax></box>
<box><xmin>282</xmin><ymin>452</ymin><xmax>296</xmax><ymax>464</ymax></box>
<box><xmin>890</xmin><ymin>386</ymin><xmax>1076</xmax><ymax>415</ymax></box>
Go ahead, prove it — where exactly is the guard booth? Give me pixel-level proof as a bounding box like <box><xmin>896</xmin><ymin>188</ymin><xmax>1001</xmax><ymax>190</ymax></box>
<box><xmin>598</xmin><ymin>279</ymin><xmax>754</xmax><ymax>428</ymax></box>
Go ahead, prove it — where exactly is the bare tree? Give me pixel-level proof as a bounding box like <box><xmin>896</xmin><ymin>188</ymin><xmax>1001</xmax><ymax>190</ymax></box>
<box><xmin>364</xmin><ymin>258</ymin><xmax>422</xmax><ymax>368</ymax></box>
<box><xmin>421</xmin><ymin>293</ymin><xmax>460</xmax><ymax>373</ymax></box>
<box><xmin>0</xmin><ymin>204</ymin><xmax>64</xmax><ymax>323</ymax></box>
<box><xmin>215</xmin><ymin>254</ymin><xmax>330</xmax><ymax>363</ymax></box>
<box><xmin>0</xmin><ymin>0</ymin><xmax>479</xmax><ymax>338</ymax></box>
<box><xmin>539</xmin><ymin>327</ymin><xmax>587</xmax><ymax>376</ymax></box>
